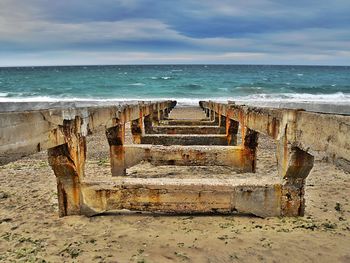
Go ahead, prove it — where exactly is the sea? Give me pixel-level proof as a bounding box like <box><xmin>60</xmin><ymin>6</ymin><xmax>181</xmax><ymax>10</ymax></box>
<box><xmin>0</xmin><ymin>65</ymin><xmax>349</xmax><ymax>107</ymax></box>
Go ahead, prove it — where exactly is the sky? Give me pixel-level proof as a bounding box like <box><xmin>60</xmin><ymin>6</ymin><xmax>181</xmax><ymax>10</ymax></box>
<box><xmin>0</xmin><ymin>0</ymin><xmax>350</xmax><ymax>66</ymax></box>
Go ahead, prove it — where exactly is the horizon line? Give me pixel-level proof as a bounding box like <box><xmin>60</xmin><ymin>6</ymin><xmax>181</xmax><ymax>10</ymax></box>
<box><xmin>1</xmin><ymin>63</ymin><xmax>349</xmax><ymax>68</ymax></box>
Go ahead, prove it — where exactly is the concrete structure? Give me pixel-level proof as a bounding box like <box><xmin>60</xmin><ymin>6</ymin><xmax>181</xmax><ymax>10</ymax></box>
<box><xmin>0</xmin><ymin>100</ymin><xmax>348</xmax><ymax>218</ymax></box>
<box><xmin>200</xmin><ymin>101</ymin><xmax>350</xmax><ymax>216</ymax></box>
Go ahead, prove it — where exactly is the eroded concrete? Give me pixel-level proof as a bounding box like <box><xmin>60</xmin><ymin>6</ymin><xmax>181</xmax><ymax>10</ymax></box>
<box><xmin>1</xmin><ymin>100</ymin><xmax>347</xmax><ymax>218</ymax></box>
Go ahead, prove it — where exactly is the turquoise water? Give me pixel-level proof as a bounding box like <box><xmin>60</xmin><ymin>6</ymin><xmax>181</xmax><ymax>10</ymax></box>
<box><xmin>0</xmin><ymin>65</ymin><xmax>349</xmax><ymax>104</ymax></box>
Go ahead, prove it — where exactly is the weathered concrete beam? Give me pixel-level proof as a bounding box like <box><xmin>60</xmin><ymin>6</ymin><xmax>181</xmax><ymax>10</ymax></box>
<box><xmin>140</xmin><ymin>134</ymin><xmax>229</xmax><ymax>146</ymax></box>
<box><xmin>160</xmin><ymin>119</ymin><xmax>218</xmax><ymax>126</ymax></box>
<box><xmin>200</xmin><ymin>100</ymin><xmax>350</xmax><ymax>171</ymax></box>
<box><xmin>80</xmin><ymin>178</ymin><xmax>282</xmax><ymax>218</ymax></box>
<box><xmin>147</xmin><ymin>125</ymin><xmax>226</xmax><ymax>135</ymax></box>
<box><xmin>109</xmin><ymin>145</ymin><xmax>255</xmax><ymax>174</ymax></box>
<box><xmin>0</xmin><ymin>100</ymin><xmax>175</xmax><ymax>163</ymax></box>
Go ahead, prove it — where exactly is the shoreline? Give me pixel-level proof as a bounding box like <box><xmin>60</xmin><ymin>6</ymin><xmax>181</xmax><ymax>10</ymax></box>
<box><xmin>1</xmin><ymin>99</ymin><xmax>350</xmax><ymax>114</ymax></box>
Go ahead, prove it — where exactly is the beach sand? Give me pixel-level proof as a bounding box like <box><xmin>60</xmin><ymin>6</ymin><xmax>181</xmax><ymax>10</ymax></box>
<box><xmin>0</xmin><ymin>107</ymin><xmax>350</xmax><ymax>262</ymax></box>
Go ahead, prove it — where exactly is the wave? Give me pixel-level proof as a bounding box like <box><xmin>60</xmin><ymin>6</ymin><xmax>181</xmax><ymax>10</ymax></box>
<box><xmin>128</xmin><ymin>83</ymin><xmax>145</xmax><ymax>86</ymax></box>
<box><xmin>150</xmin><ymin>76</ymin><xmax>173</xmax><ymax>80</ymax></box>
<box><xmin>0</xmin><ymin>93</ymin><xmax>349</xmax><ymax>107</ymax></box>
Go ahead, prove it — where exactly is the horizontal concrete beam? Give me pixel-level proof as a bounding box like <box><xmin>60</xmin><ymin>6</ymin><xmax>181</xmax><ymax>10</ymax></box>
<box><xmin>149</xmin><ymin>125</ymin><xmax>226</xmax><ymax>134</ymax></box>
<box><xmin>140</xmin><ymin>134</ymin><xmax>229</xmax><ymax>146</ymax></box>
<box><xmin>0</xmin><ymin>100</ymin><xmax>176</xmax><ymax>163</ymax></box>
<box><xmin>160</xmin><ymin>119</ymin><xmax>218</xmax><ymax>126</ymax></box>
<box><xmin>200</xmin><ymin>100</ymin><xmax>350</xmax><ymax>171</ymax></box>
<box><xmin>81</xmin><ymin>178</ymin><xmax>282</xmax><ymax>218</ymax></box>
<box><xmin>110</xmin><ymin>145</ymin><xmax>255</xmax><ymax>172</ymax></box>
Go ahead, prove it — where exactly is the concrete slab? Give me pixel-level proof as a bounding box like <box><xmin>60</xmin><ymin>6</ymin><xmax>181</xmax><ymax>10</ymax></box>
<box><xmin>80</xmin><ymin>177</ymin><xmax>282</xmax><ymax>217</ymax></box>
<box><xmin>140</xmin><ymin>134</ymin><xmax>229</xmax><ymax>145</ymax></box>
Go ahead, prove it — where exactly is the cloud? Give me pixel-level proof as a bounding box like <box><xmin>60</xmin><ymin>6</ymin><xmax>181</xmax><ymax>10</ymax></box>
<box><xmin>0</xmin><ymin>0</ymin><xmax>349</xmax><ymax>65</ymax></box>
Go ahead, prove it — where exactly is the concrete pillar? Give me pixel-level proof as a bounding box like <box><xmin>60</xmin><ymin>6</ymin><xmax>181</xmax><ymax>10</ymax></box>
<box><xmin>164</xmin><ymin>108</ymin><xmax>169</xmax><ymax>119</ymax></box>
<box><xmin>211</xmin><ymin>110</ymin><xmax>215</xmax><ymax>121</ymax></box>
<box><xmin>205</xmin><ymin>109</ymin><xmax>210</xmax><ymax>118</ymax></box>
<box><xmin>152</xmin><ymin>109</ymin><xmax>160</xmax><ymax>126</ymax></box>
<box><xmin>159</xmin><ymin>109</ymin><xmax>165</xmax><ymax>120</ymax></box>
<box><xmin>219</xmin><ymin>115</ymin><xmax>226</xmax><ymax>128</ymax></box>
<box><xmin>242</xmin><ymin>127</ymin><xmax>259</xmax><ymax>172</ymax></box>
<box><xmin>277</xmin><ymin>137</ymin><xmax>314</xmax><ymax>216</ymax></box>
<box><xmin>131</xmin><ymin>117</ymin><xmax>143</xmax><ymax>144</ymax></box>
<box><xmin>106</xmin><ymin>120</ymin><xmax>126</xmax><ymax>176</ymax></box>
<box><xmin>226</xmin><ymin>119</ymin><xmax>239</xmax><ymax>146</ymax></box>
<box><xmin>144</xmin><ymin>115</ymin><xmax>153</xmax><ymax>134</ymax></box>
<box><xmin>48</xmin><ymin>118</ymin><xmax>86</xmax><ymax>217</ymax></box>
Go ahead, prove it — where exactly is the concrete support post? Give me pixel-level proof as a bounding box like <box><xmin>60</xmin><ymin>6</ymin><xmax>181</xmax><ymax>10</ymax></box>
<box><xmin>277</xmin><ymin>138</ymin><xmax>314</xmax><ymax>216</ymax></box>
<box><xmin>164</xmin><ymin>108</ymin><xmax>169</xmax><ymax>119</ymax></box>
<box><xmin>106</xmin><ymin>120</ymin><xmax>126</xmax><ymax>176</ymax></box>
<box><xmin>219</xmin><ymin>115</ymin><xmax>226</xmax><ymax>128</ymax></box>
<box><xmin>159</xmin><ymin>110</ymin><xmax>164</xmax><ymax>120</ymax></box>
<box><xmin>144</xmin><ymin>115</ymin><xmax>153</xmax><ymax>134</ymax></box>
<box><xmin>48</xmin><ymin>118</ymin><xmax>86</xmax><ymax>217</ymax></box>
<box><xmin>131</xmin><ymin>117</ymin><xmax>143</xmax><ymax>144</ymax></box>
<box><xmin>210</xmin><ymin>110</ymin><xmax>215</xmax><ymax>121</ymax></box>
<box><xmin>226</xmin><ymin>119</ymin><xmax>239</xmax><ymax>146</ymax></box>
<box><xmin>152</xmin><ymin>109</ymin><xmax>160</xmax><ymax>126</ymax></box>
<box><xmin>242</xmin><ymin>127</ymin><xmax>259</xmax><ymax>172</ymax></box>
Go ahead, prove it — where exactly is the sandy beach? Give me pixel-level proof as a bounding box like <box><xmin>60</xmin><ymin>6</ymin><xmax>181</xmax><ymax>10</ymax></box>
<box><xmin>0</xmin><ymin>106</ymin><xmax>350</xmax><ymax>263</ymax></box>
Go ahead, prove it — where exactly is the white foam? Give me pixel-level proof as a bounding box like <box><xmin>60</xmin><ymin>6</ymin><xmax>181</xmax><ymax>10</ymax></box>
<box><xmin>0</xmin><ymin>93</ymin><xmax>349</xmax><ymax>107</ymax></box>
<box><xmin>128</xmin><ymin>83</ymin><xmax>145</xmax><ymax>86</ymax></box>
<box><xmin>0</xmin><ymin>92</ymin><xmax>8</xmax><ymax>97</ymax></box>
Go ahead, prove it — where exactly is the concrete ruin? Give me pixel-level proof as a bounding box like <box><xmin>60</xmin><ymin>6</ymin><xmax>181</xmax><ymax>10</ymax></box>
<box><xmin>0</xmin><ymin>100</ymin><xmax>349</xmax><ymax>218</ymax></box>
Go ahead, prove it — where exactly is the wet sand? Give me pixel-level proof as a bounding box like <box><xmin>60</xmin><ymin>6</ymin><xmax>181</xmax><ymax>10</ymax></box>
<box><xmin>0</xmin><ymin>107</ymin><xmax>350</xmax><ymax>262</ymax></box>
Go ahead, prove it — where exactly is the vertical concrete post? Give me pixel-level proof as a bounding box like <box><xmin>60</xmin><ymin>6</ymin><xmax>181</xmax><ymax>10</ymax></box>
<box><xmin>226</xmin><ymin>107</ymin><xmax>239</xmax><ymax>146</ymax></box>
<box><xmin>210</xmin><ymin>110</ymin><xmax>215</xmax><ymax>121</ymax></box>
<box><xmin>242</xmin><ymin>127</ymin><xmax>259</xmax><ymax>172</ymax></box>
<box><xmin>159</xmin><ymin>109</ymin><xmax>164</xmax><ymax>120</ymax></box>
<box><xmin>152</xmin><ymin>105</ymin><xmax>160</xmax><ymax>126</ymax></box>
<box><xmin>131</xmin><ymin>119</ymin><xmax>142</xmax><ymax>144</ymax></box>
<box><xmin>226</xmin><ymin>119</ymin><xmax>239</xmax><ymax>146</ymax></box>
<box><xmin>219</xmin><ymin>115</ymin><xmax>226</xmax><ymax>128</ymax></box>
<box><xmin>106</xmin><ymin>120</ymin><xmax>126</xmax><ymax>176</ymax></box>
<box><xmin>131</xmin><ymin>106</ymin><xmax>143</xmax><ymax>144</ymax></box>
<box><xmin>164</xmin><ymin>108</ymin><xmax>169</xmax><ymax>119</ymax></box>
<box><xmin>277</xmin><ymin>112</ymin><xmax>314</xmax><ymax>216</ymax></box>
<box><xmin>48</xmin><ymin>117</ymin><xmax>86</xmax><ymax>217</ymax></box>
<box><xmin>206</xmin><ymin>109</ymin><xmax>210</xmax><ymax>119</ymax></box>
<box><xmin>144</xmin><ymin>115</ymin><xmax>153</xmax><ymax>134</ymax></box>
<box><xmin>216</xmin><ymin>112</ymin><xmax>221</xmax><ymax>126</ymax></box>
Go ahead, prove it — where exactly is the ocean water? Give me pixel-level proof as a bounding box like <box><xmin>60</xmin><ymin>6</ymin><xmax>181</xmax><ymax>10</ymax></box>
<box><xmin>0</xmin><ymin>65</ymin><xmax>349</xmax><ymax>105</ymax></box>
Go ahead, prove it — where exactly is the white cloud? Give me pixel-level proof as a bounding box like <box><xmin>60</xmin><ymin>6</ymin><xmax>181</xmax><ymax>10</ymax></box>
<box><xmin>0</xmin><ymin>0</ymin><xmax>349</xmax><ymax>65</ymax></box>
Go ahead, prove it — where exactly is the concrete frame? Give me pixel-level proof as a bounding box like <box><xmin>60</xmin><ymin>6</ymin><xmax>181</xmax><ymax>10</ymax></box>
<box><xmin>1</xmin><ymin>100</ymin><xmax>348</xmax><ymax>218</ymax></box>
<box><xmin>200</xmin><ymin>100</ymin><xmax>350</xmax><ymax>216</ymax></box>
